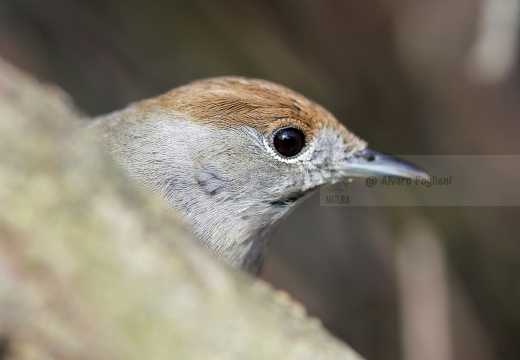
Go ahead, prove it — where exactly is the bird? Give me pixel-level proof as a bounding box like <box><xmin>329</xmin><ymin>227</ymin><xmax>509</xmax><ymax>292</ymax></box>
<box><xmin>90</xmin><ymin>77</ymin><xmax>427</xmax><ymax>275</ymax></box>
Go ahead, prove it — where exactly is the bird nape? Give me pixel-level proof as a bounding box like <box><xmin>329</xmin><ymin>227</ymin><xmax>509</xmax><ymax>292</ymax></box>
<box><xmin>90</xmin><ymin>77</ymin><xmax>427</xmax><ymax>275</ymax></box>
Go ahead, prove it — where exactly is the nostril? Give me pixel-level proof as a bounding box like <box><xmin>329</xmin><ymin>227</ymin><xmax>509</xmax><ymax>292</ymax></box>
<box><xmin>353</xmin><ymin>153</ymin><xmax>377</xmax><ymax>162</ymax></box>
<box><xmin>353</xmin><ymin>148</ymin><xmax>386</xmax><ymax>162</ymax></box>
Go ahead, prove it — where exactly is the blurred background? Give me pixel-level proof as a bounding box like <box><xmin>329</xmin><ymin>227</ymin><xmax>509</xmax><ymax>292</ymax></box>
<box><xmin>1</xmin><ymin>0</ymin><xmax>519</xmax><ymax>359</ymax></box>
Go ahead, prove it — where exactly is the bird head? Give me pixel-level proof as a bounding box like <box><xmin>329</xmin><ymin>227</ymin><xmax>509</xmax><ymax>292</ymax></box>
<box><xmin>91</xmin><ymin>77</ymin><xmax>427</xmax><ymax>274</ymax></box>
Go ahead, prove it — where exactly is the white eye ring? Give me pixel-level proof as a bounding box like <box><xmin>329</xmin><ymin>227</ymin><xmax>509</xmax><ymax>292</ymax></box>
<box><xmin>262</xmin><ymin>118</ymin><xmax>315</xmax><ymax>164</ymax></box>
<box><xmin>263</xmin><ymin>134</ymin><xmax>315</xmax><ymax>164</ymax></box>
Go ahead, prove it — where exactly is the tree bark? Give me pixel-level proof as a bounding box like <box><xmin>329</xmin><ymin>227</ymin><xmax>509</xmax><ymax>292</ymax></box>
<box><xmin>0</xmin><ymin>57</ymin><xmax>363</xmax><ymax>360</ymax></box>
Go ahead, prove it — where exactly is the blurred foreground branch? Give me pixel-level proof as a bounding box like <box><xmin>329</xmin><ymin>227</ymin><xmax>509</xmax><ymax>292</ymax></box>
<box><xmin>0</xmin><ymin>57</ymin><xmax>362</xmax><ymax>360</ymax></box>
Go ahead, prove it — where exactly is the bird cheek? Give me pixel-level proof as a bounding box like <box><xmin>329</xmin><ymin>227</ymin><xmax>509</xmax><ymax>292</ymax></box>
<box><xmin>194</xmin><ymin>163</ymin><xmax>231</xmax><ymax>200</ymax></box>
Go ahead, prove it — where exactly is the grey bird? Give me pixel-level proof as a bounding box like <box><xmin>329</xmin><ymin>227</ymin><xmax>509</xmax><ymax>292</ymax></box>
<box><xmin>90</xmin><ymin>77</ymin><xmax>427</xmax><ymax>275</ymax></box>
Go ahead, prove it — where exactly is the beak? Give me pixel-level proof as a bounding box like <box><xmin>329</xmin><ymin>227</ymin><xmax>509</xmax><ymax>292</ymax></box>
<box><xmin>338</xmin><ymin>148</ymin><xmax>429</xmax><ymax>180</ymax></box>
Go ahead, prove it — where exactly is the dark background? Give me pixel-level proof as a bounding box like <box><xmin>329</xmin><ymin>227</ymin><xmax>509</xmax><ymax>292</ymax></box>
<box><xmin>1</xmin><ymin>1</ymin><xmax>519</xmax><ymax>359</ymax></box>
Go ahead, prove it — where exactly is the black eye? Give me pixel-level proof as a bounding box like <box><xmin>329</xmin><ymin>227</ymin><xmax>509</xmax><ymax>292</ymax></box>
<box><xmin>273</xmin><ymin>127</ymin><xmax>305</xmax><ymax>157</ymax></box>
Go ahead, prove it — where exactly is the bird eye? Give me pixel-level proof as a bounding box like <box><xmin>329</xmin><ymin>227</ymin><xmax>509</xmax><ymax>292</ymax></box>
<box><xmin>272</xmin><ymin>127</ymin><xmax>305</xmax><ymax>158</ymax></box>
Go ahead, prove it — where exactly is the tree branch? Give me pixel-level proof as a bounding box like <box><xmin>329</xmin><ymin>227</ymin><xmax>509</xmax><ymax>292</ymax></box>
<box><xmin>0</xmin><ymin>57</ymin><xmax>363</xmax><ymax>360</ymax></box>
